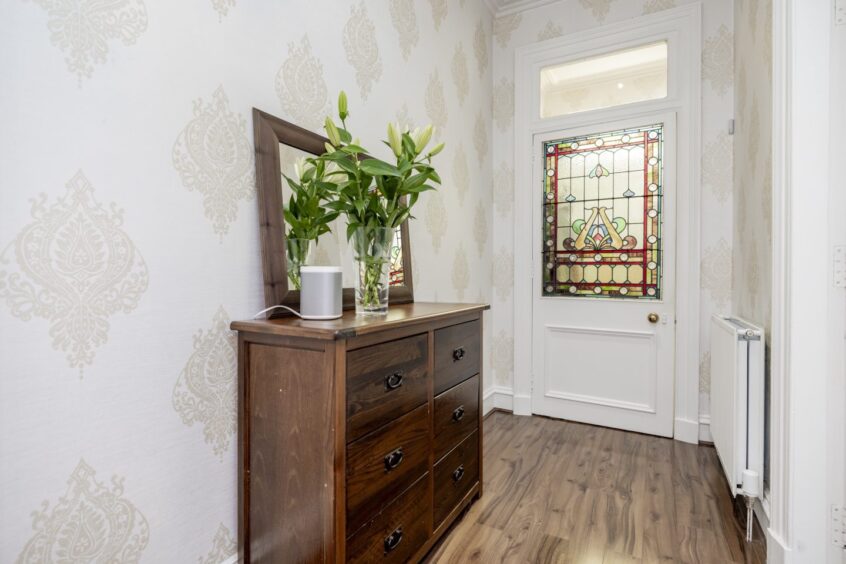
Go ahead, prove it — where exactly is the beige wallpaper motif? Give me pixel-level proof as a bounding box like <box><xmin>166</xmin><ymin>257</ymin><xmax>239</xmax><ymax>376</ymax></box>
<box><xmin>389</xmin><ymin>0</ymin><xmax>419</xmax><ymax>61</ymax></box>
<box><xmin>199</xmin><ymin>523</ymin><xmax>237</xmax><ymax>564</ymax></box>
<box><xmin>473</xmin><ymin>19</ymin><xmax>489</xmax><ymax>77</ymax></box>
<box><xmin>424</xmin><ymin>191</ymin><xmax>447</xmax><ymax>253</ymax></box>
<box><xmin>702</xmin><ymin>24</ymin><xmax>734</xmax><ymax>97</ymax></box>
<box><xmin>172</xmin><ymin>306</ymin><xmax>238</xmax><ymax>458</ymax></box>
<box><xmin>473</xmin><ymin>111</ymin><xmax>488</xmax><ymax>162</ymax></box>
<box><xmin>473</xmin><ymin>201</ymin><xmax>488</xmax><ymax>256</ymax></box>
<box><xmin>701</xmin><ymin>237</ymin><xmax>732</xmax><ymax>309</ymax></box>
<box><xmin>210</xmin><ymin>0</ymin><xmax>235</xmax><ymax>19</ymax></box>
<box><xmin>452</xmin><ymin>144</ymin><xmax>469</xmax><ymax>205</ymax></box>
<box><xmin>537</xmin><ymin>21</ymin><xmax>563</xmax><ymax>42</ymax></box>
<box><xmin>492</xmin><ymin>247</ymin><xmax>514</xmax><ymax>301</ymax></box>
<box><xmin>16</xmin><ymin>459</ymin><xmax>149</xmax><ymax>563</ymax></box>
<box><xmin>0</xmin><ymin>171</ymin><xmax>149</xmax><ymax>372</ymax></box>
<box><xmin>702</xmin><ymin>131</ymin><xmax>734</xmax><ymax>203</ymax></box>
<box><xmin>275</xmin><ymin>36</ymin><xmax>329</xmax><ymax>131</ymax></box>
<box><xmin>492</xmin><ymin>14</ymin><xmax>521</xmax><ymax>49</ymax></box>
<box><xmin>451</xmin><ymin>45</ymin><xmax>470</xmax><ymax>106</ymax></box>
<box><xmin>343</xmin><ymin>3</ymin><xmax>382</xmax><ymax>101</ymax></box>
<box><xmin>643</xmin><ymin>0</ymin><xmax>676</xmax><ymax>14</ymax></box>
<box><xmin>425</xmin><ymin>71</ymin><xmax>448</xmax><ymax>136</ymax></box>
<box><xmin>493</xmin><ymin>162</ymin><xmax>513</xmax><ymax>217</ymax></box>
<box><xmin>28</xmin><ymin>0</ymin><xmax>148</xmax><ymax>83</ymax></box>
<box><xmin>428</xmin><ymin>0</ymin><xmax>448</xmax><ymax>31</ymax></box>
<box><xmin>172</xmin><ymin>86</ymin><xmax>255</xmax><ymax>238</ymax></box>
<box><xmin>492</xmin><ymin>77</ymin><xmax>514</xmax><ymax>132</ymax></box>
<box><xmin>579</xmin><ymin>0</ymin><xmax>616</xmax><ymax>23</ymax></box>
<box><xmin>452</xmin><ymin>244</ymin><xmax>469</xmax><ymax>300</ymax></box>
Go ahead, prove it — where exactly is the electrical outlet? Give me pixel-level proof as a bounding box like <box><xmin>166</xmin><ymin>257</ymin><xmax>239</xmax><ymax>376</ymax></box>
<box><xmin>832</xmin><ymin>505</ymin><xmax>846</xmax><ymax>548</ymax></box>
<box><xmin>837</xmin><ymin>0</ymin><xmax>846</xmax><ymax>25</ymax></box>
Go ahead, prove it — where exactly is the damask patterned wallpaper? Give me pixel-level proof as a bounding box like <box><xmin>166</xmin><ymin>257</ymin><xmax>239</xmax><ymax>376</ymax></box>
<box><xmin>0</xmin><ymin>1</ymin><xmax>493</xmax><ymax>561</ymax></box>
<box><xmin>732</xmin><ymin>0</ymin><xmax>772</xmax><ymax>348</ymax></box>
<box><xmin>488</xmin><ymin>0</ymin><xmax>736</xmax><ymax>423</ymax></box>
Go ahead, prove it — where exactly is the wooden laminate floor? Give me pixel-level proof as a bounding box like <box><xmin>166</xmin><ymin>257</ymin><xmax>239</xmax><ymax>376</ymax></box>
<box><xmin>425</xmin><ymin>412</ymin><xmax>766</xmax><ymax>564</ymax></box>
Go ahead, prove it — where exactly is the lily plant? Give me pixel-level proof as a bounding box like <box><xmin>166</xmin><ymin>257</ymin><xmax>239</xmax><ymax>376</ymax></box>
<box><xmin>319</xmin><ymin>91</ymin><xmax>445</xmax><ymax>240</ymax></box>
<box><xmin>282</xmin><ymin>158</ymin><xmax>339</xmax><ymax>289</ymax></box>
<box><xmin>317</xmin><ymin>91</ymin><xmax>445</xmax><ymax>311</ymax></box>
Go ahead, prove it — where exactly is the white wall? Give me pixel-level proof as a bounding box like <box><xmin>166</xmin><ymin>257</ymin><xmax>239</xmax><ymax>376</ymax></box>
<box><xmin>778</xmin><ymin>0</ymin><xmax>838</xmax><ymax>560</ymax></box>
<box><xmin>826</xmin><ymin>6</ymin><xmax>846</xmax><ymax>562</ymax></box>
<box><xmin>487</xmin><ymin>0</ymin><xmax>734</xmax><ymax>431</ymax></box>
<box><xmin>0</xmin><ymin>1</ymin><xmax>493</xmax><ymax>561</ymax></box>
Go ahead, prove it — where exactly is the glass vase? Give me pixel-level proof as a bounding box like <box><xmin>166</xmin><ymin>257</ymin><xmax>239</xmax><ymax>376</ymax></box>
<box><xmin>286</xmin><ymin>238</ymin><xmax>311</xmax><ymax>291</ymax></box>
<box><xmin>351</xmin><ymin>226</ymin><xmax>393</xmax><ymax>315</ymax></box>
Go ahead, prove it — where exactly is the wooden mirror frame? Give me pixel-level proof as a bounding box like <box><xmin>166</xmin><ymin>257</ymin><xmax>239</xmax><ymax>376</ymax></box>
<box><xmin>252</xmin><ymin>108</ymin><xmax>414</xmax><ymax>317</ymax></box>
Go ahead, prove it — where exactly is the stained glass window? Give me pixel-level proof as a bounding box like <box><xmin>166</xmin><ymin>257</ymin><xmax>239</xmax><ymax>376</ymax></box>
<box><xmin>389</xmin><ymin>227</ymin><xmax>404</xmax><ymax>286</ymax></box>
<box><xmin>542</xmin><ymin>124</ymin><xmax>663</xmax><ymax>299</ymax></box>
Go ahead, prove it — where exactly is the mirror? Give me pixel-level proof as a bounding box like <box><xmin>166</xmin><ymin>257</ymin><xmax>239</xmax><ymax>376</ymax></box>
<box><xmin>253</xmin><ymin>109</ymin><xmax>414</xmax><ymax>317</ymax></box>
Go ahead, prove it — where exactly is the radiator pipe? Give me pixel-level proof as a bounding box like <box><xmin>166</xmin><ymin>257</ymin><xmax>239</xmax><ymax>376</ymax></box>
<box><xmin>741</xmin><ymin>469</ymin><xmax>761</xmax><ymax>542</ymax></box>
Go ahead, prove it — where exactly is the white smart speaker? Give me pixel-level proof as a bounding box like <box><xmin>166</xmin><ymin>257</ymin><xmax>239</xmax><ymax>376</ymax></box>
<box><xmin>299</xmin><ymin>266</ymin><xmax>343</xmax><ymax>320</ymax></box>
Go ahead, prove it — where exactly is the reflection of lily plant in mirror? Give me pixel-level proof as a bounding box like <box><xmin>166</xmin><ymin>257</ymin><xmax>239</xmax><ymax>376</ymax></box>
<box><xmin>282</xmin><ymin>159</ymin><xmax>339</xmax><ymax>290</ymax></box>
<box><xmin>317</xmin><ymin>91</ymin><xmax>445</xmax><ymax>314</ymax></box>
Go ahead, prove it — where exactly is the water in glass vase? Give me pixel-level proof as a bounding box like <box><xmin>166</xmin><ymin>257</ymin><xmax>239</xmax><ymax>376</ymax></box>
<box><xmin>351</xmin><ymin>227</ymin><xmax>393</xmax><ymax>315</ymax></box>
<box><xmin>286</xmin><ymin>238</ymin><xmax>312</xmax><ymax>291</ymax></box>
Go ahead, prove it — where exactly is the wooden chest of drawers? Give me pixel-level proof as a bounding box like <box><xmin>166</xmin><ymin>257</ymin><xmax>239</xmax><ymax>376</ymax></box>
<box><xmin>232</xmin><ymin>303</ymin><xmax>488</xmax><ymax>563</ymax></box>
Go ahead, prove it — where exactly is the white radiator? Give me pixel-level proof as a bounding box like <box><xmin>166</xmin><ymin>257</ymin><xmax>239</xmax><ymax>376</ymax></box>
<box><xmin>709</xmin><ymin>315</ymin><xmax>765</xmax><ymax>497</ymax></box>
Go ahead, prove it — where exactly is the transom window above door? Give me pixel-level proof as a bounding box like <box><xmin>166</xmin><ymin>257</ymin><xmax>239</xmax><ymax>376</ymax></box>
<box><xmin>539</xmin><ymin>42</ymin><xmax>668</xmax><ymax>119</ymax></box>
<box><xmin>541</xmin><ymin>124</ymin><xmax>664</xmax><ymax>299</ymax></box>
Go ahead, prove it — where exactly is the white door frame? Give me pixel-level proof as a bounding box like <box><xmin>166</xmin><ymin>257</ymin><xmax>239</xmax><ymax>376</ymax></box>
<box><xmin>512</xmin><ymin>4</ymin><xmax>702</xmax><ymax>443</ymax></box>
<box><xmin>767</xmin><ymin>0</ymin><xmax>835</xmax><ymax>561</ymax></box>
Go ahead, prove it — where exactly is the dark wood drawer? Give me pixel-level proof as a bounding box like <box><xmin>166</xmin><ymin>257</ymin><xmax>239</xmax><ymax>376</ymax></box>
<box><xmin>347</xmin><ymin>334</ymin><xmax>429</xmax><ymax>443</ymax></box>
<box><xmin>433</xmin><ymin>430</ymin><xmax>479</xmax><ymax>528</ymax></box>
<box><xmin>347</xmin><ymin>403</ymin><xmax>430</xmax><ymax>534</ymax></box>
<box><xmin>346</xmin><ymin>475</ymin><xmax>431</xmax><ymax>564</ymax></box>
<box><xmin>433</xmin><ymin>375</ymin><xmax>479</xmax><ymax>461</ymax></box>
<box><xmin>434</xmin><ymin>320</ymin><xmax>480</xmax><ymax>395</ymax></box>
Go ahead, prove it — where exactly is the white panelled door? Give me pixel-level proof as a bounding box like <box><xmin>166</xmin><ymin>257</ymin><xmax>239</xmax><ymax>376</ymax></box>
<box><xmin>531</xmin><ymin>115</ymin><xmax>676</xmax><ymax>437</ymax></box>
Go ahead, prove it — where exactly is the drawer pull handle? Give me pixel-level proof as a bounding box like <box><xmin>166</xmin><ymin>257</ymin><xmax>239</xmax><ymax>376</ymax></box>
<box><xmin>452</xmin><ymin>464</ymin><xmax>465</xmax><ymax>482</ymax></box>
<box><xmin>452</xmin><ymin>405</ymin><xmax>465</xmax><ymax>422</ymax></box>
<box><xmin>452</xmin><ymin>346</ymin><xmax>466</xmax><ymax>362</ymax></box>
<box><xmin>384</xmin><ymin>526</ymin><xmax>403</xmax><ymax>553</ymax></box>
<box><xmin>384</xmin><ymin>448</ymin><xmax>404</xmax><ymax>471</ymax></box>
<box><xmin>384</xmin><ymin>371</ymin><xmax>404</xmax><ymax>391</ymax></box>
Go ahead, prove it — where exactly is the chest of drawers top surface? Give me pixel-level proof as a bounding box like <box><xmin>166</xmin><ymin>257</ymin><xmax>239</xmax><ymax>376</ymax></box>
<box><xmin>231</xmin><ymin>302</ymin><xmax>488</xmax><ymax>341</ymax></box>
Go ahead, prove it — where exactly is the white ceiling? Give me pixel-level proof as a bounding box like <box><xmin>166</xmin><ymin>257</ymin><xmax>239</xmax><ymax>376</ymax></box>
<box><xmin>483</xmin><ymin>0</ymin><xmax>561</xmax><ymax>17</ymax></box>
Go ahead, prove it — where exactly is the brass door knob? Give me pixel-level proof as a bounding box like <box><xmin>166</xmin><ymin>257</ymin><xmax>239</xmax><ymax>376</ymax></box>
<box><xmin>648</xmin><ymin>313</ymin><xmax>659</xmax><ymax>323</ymax></box>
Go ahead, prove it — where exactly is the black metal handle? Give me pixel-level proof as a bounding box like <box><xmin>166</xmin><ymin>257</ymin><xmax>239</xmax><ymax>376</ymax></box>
<box><xmin>452</xmin><ymin>464</ymin><xmax>465</xmax><ymax>482</ymax></box>
<box><xmin>452</xmin><ymin>346</ymin><xmax>466</xmax><ymax>362</ymax></box>
<box><xmin>452</xmin><ymin>405</ymin><xmax>465</xmax><ymax>422</ymax></box>
<box><xmin>384</xmin><ymin>526</ymin><xmax>403</xmax><ymax>553</ymax></box>
<box><xmin>385</xmin><ymin>371</ymin><xmax>404</xmax><ymax>391</ymax></box>
<box><xmin>384</xmin><ymin>448</ymin><xmax>404</xmax><ymax>471</ymax></box>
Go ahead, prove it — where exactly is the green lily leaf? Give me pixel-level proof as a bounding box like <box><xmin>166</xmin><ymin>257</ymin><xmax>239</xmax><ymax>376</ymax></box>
<box><xmin>360</xmin><ymin>159</ymin><xmax>401</xmax><ymax>177</ymax></box>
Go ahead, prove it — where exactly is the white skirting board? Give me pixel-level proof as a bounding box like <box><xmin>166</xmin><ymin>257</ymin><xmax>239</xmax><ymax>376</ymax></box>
<box><xmin>483</xmin><ymin>386</ymin><xmax>514</xmax><ymax>414</ymax></box>
<box><xmin>220</xmin><ymin>554</ymin><xmax>239</xmax><ymax>564</ymax></box>
<box><xmin>699</xmin><ymin>414</ymin><xmax>713</xmax><ymax>442</ymax></box>
<box><xmin>674</xmin><ymin>417</ymin><xmax>700</xmax><ymax>444</ymax></box>
<box><xmin>487</xmin><ymin>388</ymin><xmax>719</xmax><ymax>447</ymax></box>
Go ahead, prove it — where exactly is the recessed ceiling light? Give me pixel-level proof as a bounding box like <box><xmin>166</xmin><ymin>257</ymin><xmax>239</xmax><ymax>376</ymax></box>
<box><xmin>617</xmin><ymin>82</ymin><xmax>625</xmax><ymax>89</ymax></box>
